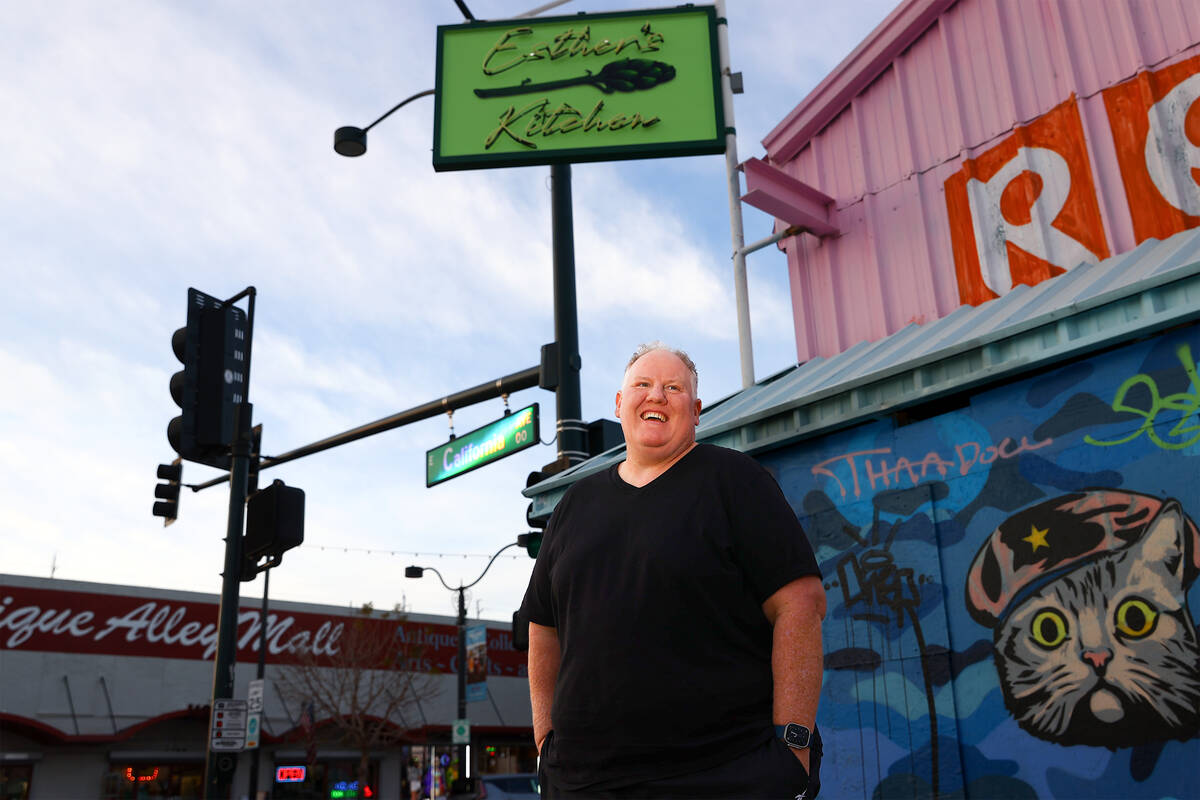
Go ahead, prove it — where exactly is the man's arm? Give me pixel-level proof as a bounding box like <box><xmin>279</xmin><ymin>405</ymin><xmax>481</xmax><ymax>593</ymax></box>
<box><xmin>762</xmin><ymin>575</ymin><xmax>826</xmax><ymax>771</ymax></box>
<box><xmin>528</xmin><ymin>621</ymin><xmax>561</xmax><ymax>753</ymax></box>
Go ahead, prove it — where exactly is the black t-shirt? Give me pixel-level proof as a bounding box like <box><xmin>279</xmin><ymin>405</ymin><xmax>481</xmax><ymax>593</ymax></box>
<box><xmin>520</xmin><ymin>444</ymin><xmax>821</xmax><ymax>790</ymax></box>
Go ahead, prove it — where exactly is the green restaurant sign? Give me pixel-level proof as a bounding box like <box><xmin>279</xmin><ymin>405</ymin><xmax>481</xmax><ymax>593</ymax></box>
<box><xmin>433</xmin><ymin>6</ymin><xmax>724</xmax><ymax>171</ymax></box>
<box><xmin>426</xmin><ymin>404</ymin><xmax>540</xmax><ymax>487</ymax></box>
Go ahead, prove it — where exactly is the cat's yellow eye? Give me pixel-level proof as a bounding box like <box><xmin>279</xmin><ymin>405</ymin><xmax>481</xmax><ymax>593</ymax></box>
<box><xmin>1030</xmin><ymin>609</ymin><xmax>1068</xmax><ymax>649</ymax></box>
<box><xmin>1115</xmin><ymin>598</ymin><xmax>1158</xmax><ymax>639</ymax></box>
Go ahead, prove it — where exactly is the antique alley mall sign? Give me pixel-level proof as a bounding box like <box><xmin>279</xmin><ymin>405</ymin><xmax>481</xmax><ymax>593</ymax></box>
<box><xmin>433</xmin><ymin>6</ymin><xmax>724</xmax><ymax>171</ymax></box>
<box><xmin>426</xmin><ymin>403</ymin><xmax>539</xmax><ymax>487</ymax></box>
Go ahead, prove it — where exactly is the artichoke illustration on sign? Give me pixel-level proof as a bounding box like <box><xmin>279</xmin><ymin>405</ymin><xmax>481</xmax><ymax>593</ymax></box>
<box><xmin>473</xmin><ymin>59</ymin><xmax>677</xmax><ymax>98</ymax></box>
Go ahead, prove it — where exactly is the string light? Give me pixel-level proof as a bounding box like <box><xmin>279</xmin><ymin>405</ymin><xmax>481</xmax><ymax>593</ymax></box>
<box><xmin>307</xmin><ymin>544</ymin><xmax>526</xmax><ymax>560</ymax></box>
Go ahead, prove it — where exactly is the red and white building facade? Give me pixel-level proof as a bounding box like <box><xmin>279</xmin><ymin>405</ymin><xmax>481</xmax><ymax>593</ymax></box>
<box><xmin>0</xmin><ymin>573</ymin><xmax>533</xmax><ymax>799</ymax></box>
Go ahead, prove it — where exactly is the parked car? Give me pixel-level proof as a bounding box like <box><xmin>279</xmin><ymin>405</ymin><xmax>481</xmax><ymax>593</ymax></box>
<box><xmin>478</xmin><ymin>773</ymin><xmax>539</xmax><ymax>799</ymax></box>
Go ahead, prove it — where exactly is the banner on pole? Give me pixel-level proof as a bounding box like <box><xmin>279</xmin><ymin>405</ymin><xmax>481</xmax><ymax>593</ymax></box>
<box><xmin>465</xmin><ymin>624</ymin><xmax>488</xmax><ymax>702</ymax></box>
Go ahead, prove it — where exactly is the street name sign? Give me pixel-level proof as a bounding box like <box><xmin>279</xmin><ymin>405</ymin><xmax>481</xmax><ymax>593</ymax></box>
<box><xmin>426</xmin><ymin>404</ymin><xmax>539</xmax><ymax>487</ymax></box>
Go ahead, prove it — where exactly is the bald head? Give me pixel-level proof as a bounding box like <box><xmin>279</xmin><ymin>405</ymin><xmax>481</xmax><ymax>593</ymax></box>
<box><xmin>623</xmin><ymin>341</ymin><xmax>698</xmax><ymax>395</ymax></box>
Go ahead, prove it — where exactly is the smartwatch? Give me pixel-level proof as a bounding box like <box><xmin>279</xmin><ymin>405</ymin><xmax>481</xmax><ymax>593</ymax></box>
<box><xmin>775</xmin><ymin>722</ymin><xmax>812</xmax><ymax>750</ymax></box>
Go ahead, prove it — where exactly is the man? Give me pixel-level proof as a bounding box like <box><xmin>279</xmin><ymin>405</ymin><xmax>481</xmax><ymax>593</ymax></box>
<box><xmin>521</xmin><ymin>342</ymin><xmax>826</xmax><ymax>798</ymax></box>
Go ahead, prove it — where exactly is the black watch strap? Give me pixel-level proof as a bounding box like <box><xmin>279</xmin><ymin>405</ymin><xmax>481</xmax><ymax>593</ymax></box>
<box><xmin>775</xmin><ymin>722</ymin><xmax>812</xmax><ymax>750</ymax></box>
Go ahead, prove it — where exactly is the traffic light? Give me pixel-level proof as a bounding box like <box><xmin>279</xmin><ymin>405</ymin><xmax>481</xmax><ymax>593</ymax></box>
<box><xmin>152</xmin><ymin>459</ymin><xmax>182</xmax><ymax>526</ymax></box>
<box><xmin>517</xmin><ymin>531</ymin><xmax>542</xmax><ymax>559</ymax></box>
<box><xmin>247</xmin><ymin>424</ymin><xmax>263</xmax><ymax>495</ymax></box>
<box><xmin>168</xmin><ymin>288</ymin><xmax>248</xmax><ymax>466</ymax></box>
<box><xmin>242</xmin><ymin>479</ymin><xmax>305</xmax><ymax>580</ymax></box>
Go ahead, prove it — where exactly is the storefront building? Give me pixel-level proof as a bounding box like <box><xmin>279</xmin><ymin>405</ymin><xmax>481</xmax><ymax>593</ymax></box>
<box><xmin>527</xmin><ymin>0</ymin><xmax>1200</xmax><ymax>797</ymax></box>
<box><xmin>0</xmin><ymin>574</ymin><xmax>534</xmax><ymax>800</ymax></box>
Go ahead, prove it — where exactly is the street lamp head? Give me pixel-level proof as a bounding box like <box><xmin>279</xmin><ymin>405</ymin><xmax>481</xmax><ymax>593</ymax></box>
<box><xmin>405</xmin><ymin>566</ymin><xmax>424</xmax><ymax>579</ymax></box>
<box><xmin>334</xmin><ymin>126</ymin><xmax>368</xmax><ymax>157</ymax></box>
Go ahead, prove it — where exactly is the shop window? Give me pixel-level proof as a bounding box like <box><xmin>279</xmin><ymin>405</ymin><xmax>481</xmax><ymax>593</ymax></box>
<box><xmin>272</xmin><ymin>760</ymin><xmax>378</xmax><ymax>800</ymax></box>
<box><xmin>100</xmin><ymin>764</ymin><xmax>204</xmax><ymax>799</ymax></box>
<box><xmin>1</xmin><ymin>765</ymin><xmax>33</xmax><ymax>800</ymax></box>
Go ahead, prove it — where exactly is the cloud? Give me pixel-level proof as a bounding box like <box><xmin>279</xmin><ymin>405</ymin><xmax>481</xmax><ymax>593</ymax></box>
<box><xmin>0</xmin><ymin>0</ymin><xmax>902</xmax><ymax>619</ymax></box>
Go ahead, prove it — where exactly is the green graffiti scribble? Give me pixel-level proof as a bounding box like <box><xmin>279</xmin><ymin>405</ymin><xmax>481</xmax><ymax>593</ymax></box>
<box><xmin>1085</xmin><ymin>343</ymin><xmax>1200</xmax><ymax>451</ymax></box>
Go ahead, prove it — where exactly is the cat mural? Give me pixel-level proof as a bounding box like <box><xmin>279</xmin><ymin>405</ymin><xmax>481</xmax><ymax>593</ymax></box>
<box><xmin>965</xmin><ymin>489</ymin><xmax>1200</xmax><ymax>748</ymax></box>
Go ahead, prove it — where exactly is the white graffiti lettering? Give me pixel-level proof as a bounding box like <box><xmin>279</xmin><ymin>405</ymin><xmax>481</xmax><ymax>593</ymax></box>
<box><xmin>966</xmin><ymin>146</ymin><xmax>1097</xmax><ymax>296</ymax></box>
<box><xmin>1145</xmin><ymin>74</ymin><xmax>1200</xmax><ymax>215</ymax></box>
<box><xmin>812</xmin><ymin>436</ymin><xmax>1054</xmax><ymax>499</ymax></box>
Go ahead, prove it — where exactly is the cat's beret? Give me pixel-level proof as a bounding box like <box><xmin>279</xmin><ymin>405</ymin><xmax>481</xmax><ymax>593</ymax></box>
<box><xmin>965</xmin><ymin>490</ymin><xmax>1200</xmax><ymax>627</ymax></box>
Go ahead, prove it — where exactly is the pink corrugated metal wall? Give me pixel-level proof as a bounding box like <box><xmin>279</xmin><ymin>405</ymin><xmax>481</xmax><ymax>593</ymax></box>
<box><xmin>764</xmin><ymin>0</ymin><xmax>1200</xmax><ymax>361</ymax></box>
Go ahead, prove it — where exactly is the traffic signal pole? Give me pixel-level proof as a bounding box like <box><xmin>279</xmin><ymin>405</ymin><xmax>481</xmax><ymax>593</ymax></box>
<box><xmin>204</xmin><ymin>287</ymin><xmax>256</xmax><ymax>799</ymax></box>
<box><xmin>205</xmin><ymin>403</ymin><xmax>252</xmax><ymax>797</ymax></box>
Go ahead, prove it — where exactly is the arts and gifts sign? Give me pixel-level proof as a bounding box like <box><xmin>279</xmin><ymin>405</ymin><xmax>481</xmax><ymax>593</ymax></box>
<box><xmin>0</xmin><ymin>585</ymin><xmax>526</xmax><ymax>676</ymax></box>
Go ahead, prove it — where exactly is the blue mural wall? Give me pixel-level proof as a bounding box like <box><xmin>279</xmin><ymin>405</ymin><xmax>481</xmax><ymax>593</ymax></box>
<box><xmin>757</xmin><ymin>324</ymin><xmax>1200</xmax><ymax>799</ymax></box>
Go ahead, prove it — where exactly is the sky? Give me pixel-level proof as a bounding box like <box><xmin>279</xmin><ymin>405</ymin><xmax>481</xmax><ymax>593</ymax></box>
<box><xmin>1</xmin><ymin>0</ymin><xmax>899</xmax><ymax>623</ymax></box>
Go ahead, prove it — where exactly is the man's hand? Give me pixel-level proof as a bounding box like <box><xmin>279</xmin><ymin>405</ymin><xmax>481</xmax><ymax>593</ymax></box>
<box><xmin>789</xmin><ymin>744</ymin><xmax>811</xmax><ymax>774</ymax></box>
<box><xmin>763</xmin><ymin>576</ymin><xmax>824</xmax><ymax>785</ymax></box>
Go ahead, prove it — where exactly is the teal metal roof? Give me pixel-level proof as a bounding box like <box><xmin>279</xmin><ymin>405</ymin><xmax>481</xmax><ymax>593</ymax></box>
<box><xmin>526</xmin><ymin>230</ymin><xmax>1200</xmax><ymax>518</ymax></box>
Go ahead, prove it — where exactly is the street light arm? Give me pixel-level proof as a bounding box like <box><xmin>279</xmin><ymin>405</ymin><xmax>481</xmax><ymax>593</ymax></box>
<box><xmin>461</xmin><ymin>541</ymin><xmax>521</xmax><ymax>591</ymax></box>
<box><xmin>418</xmin><ymin>565</ymin><xmax>456</xmax><ymax>593</ymax></box>
<box><xmin>362</xmin><ymin>88</ymin><xmax>435</xmax><ymax>134</ymax></box>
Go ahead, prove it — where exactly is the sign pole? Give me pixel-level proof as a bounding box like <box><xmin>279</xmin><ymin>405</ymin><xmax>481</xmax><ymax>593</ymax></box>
<box><xmin>456</xmin><ymin>586</ymin><xmax>467</xmax><ymax>780</ymax></box>
<box><xmin>714</xmin><ymin>0</ymin><xmax>755</xmax><ymax>389</ymax></box>
<box><xmin>246</xmin><ymin>567</ymin><xmax>270</xmax><ymax>799</ymax></box>
<box><xmin>205</xmin><ymin>401</ymin><xmax>252</xmax><ymax>798</ymax></box>
<box><xmin>550</xmin><ymin>163</ymin><xmax>588</xmax><ymax>468</ymax></box>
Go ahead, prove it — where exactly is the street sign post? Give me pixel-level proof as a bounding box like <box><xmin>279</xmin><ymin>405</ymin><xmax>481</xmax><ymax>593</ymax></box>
<box><xmin>452</xmin><ymin>719</ymin><xmax>471</xmax><ymax>745</ymax></box>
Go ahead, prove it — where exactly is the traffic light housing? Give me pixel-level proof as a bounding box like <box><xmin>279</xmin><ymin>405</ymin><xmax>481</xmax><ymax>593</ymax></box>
<box><xmin>152</xmin><ymin>459</ymin><xmax>182</xmax><ymax>526</ymax></box>
<box><xmin>242</xmin><ymin>479</ymin><xmax>305</xmax><ymax>580</ymax></box>
<box><xmin>517</xmin><ymin>531</ymin><xmax>542</xmax><ymax>559</ymax></box>
<box><xmin>168</xmin><ymin>288</ymin><xmax>248</xmax><ymax>466</ymax></box>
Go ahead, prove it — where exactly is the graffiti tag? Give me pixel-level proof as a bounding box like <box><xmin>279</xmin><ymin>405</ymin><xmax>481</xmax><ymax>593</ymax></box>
<box><xmin>837</xmin><ymin>549</ymin><xmax>923</xmax><ymax>625</ymax></box>
<box><xmin>1085</xmin><ymin>343</ymin><xmax>1200</xmax><ymax>451</ymax></box>
<box><xmin>812</xmin><ymin>436</ymin><xmax>1053</xmax><ymax>499</ymax></box>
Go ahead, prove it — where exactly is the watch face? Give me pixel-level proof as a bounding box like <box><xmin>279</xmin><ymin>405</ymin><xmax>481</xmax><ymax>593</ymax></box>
<box><xmin>785</xmin><ymin>723</ymin><xmax>811</xmax><ymax>748</ymax></box>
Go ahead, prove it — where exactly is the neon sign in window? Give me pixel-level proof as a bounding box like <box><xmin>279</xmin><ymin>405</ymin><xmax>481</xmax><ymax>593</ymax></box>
<box><xmin>124</xmin><ymin>767</ymin><xmax>160</xmax><ymax>782</ymax></box>
<box><xmin>276</xmin><ymin>765</ymin><xmax>307</xmax><ymax>782</ymax></box>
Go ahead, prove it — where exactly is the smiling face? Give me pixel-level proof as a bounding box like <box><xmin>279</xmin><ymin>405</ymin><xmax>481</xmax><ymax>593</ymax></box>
<box><xmin>615</xmin><ymin>349</ymin><xmax>701</xmax><ymax>466</ymax></box>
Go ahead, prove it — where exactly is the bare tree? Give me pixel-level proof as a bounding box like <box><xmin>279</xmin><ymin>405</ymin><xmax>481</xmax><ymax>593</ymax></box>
<box><xmin>275</xmin><ymin>603</ymin><xmax>440</xmax><ymax>788</ymax></box>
